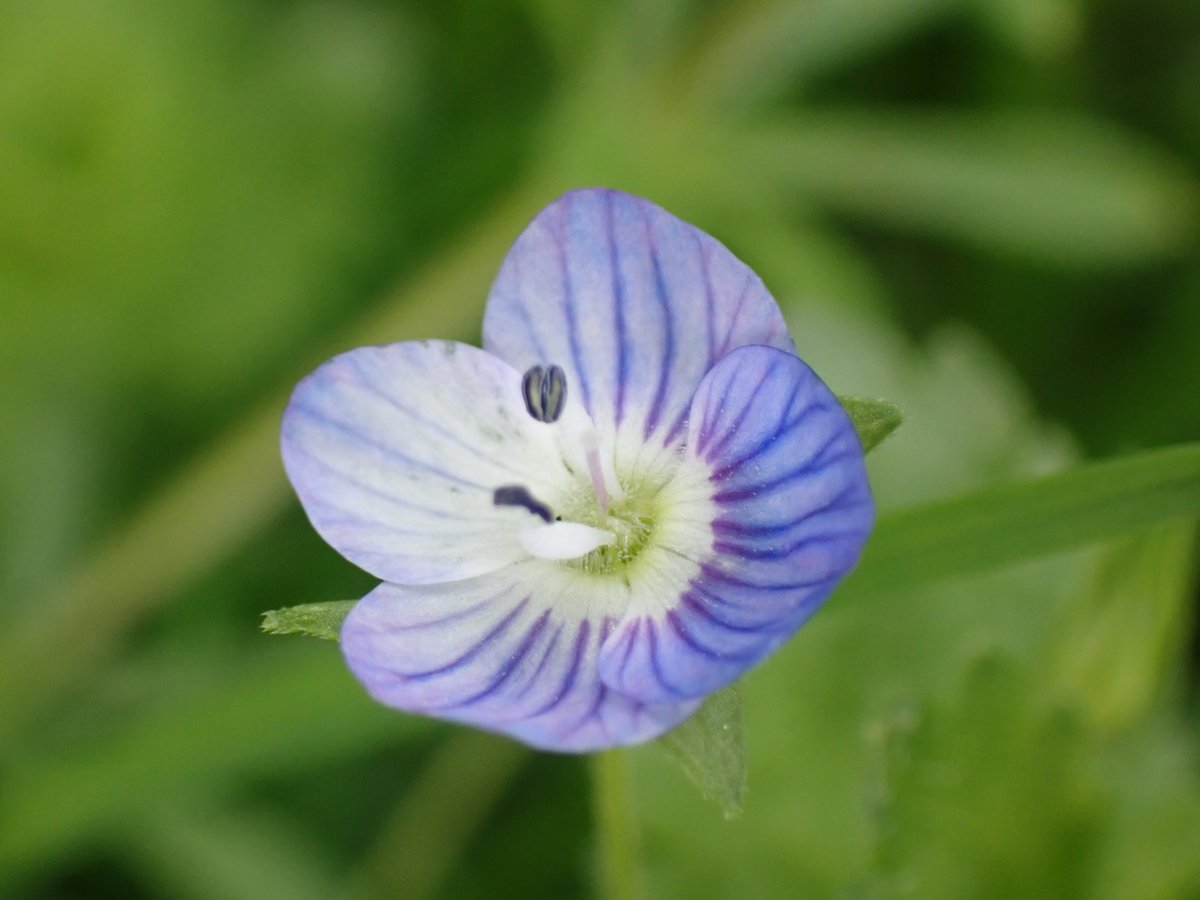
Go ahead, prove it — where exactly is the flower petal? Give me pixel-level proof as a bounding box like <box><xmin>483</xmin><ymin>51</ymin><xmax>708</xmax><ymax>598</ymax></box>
<box><xmin>281</xmin><ymin>340</ymin><xmax>593</xmax><ymax>584</ymax></box>
<box><xmin>598</xmin><ymin>345</ymin><xmax>874</xmax><ymax>703</ymax></box>
<box><xmin>483</xmin><ymin>188</ymin><xmax>793</xmax><ymax>461</ymax></box>
<box><xmin>341</xmin><ymin>566</ymin><xmax>701</xmax><ymax>752</ymax></box>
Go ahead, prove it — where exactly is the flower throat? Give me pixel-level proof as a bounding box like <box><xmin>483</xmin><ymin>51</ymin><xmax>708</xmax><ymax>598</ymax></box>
<box><xmin>489</xmin><ymin>364</ymin><xmax>661</xmax><ymax>573</ymax></box>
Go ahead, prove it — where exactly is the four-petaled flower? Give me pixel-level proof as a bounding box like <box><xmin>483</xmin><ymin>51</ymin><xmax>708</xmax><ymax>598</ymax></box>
<box><xmin>281</xmin><ymin>188</ymin><xmax>874</xmax><ymax>752</ymax></box>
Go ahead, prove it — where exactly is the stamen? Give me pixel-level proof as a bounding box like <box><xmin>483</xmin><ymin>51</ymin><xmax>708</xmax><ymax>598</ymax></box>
<box><xmin>493</xmin><ymin>485</ymin><xmax>554</xmax><ymax>523</ymax></box>
<box><xmin>521</xmin><ymin>364</ymin><xmax>567</xmax><ymax>423</ymax></box>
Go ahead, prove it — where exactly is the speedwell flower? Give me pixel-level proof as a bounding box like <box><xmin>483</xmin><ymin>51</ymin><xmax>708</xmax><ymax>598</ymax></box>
<box><xmin>281</xmin><ymin>188</ymin><xmax>873</xmax><ymax>752</ymax></box>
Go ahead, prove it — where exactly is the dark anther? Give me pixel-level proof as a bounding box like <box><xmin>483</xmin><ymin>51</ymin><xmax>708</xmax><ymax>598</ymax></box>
<box><xmin>493</xmin><ymin>485</ymin><xmax>554</xmax><ymax>523</ymax></box>
<box><xmin>521</xmin><ymin>364</ymin><xmax>567</xmax><ymax>423</ymax></box>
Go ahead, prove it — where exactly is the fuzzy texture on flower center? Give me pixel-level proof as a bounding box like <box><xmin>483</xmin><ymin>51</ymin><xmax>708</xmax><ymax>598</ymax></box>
<box><xmin>560</xmin><ymin>479</ymin><xmax>660</xmax><ymax>575</ymax></box>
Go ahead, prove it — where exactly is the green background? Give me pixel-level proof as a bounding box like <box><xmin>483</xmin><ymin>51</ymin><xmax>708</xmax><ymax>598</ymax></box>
<box><xmin>1</xmin><ymin>1</ymin><xmax>1198</xmax><ymax>897</ymax></box>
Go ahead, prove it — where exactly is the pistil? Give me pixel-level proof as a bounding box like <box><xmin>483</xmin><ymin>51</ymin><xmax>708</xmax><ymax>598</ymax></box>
<box><xmin>579</xmin><ymin>426</ymin><xmax>609</xmax><ymax>518</ymax></box>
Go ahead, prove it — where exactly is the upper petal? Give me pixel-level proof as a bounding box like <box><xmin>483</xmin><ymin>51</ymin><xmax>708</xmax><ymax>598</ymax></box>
<box><xmin>483</xmin><ymin>188</ymin><xmax>793</xmax><ymax>462</ymax></box>
<box><xmin>281</xmin><ymin>340</ymin><xmax>589</xmax><ymax>585</ymax></box>
<box><xmin>341</xmin><ymin>566</ymin><xmax>701</xmax><ymax>752</ymax></box>
<box><xmin>598</xmin><ymin>345</ymin><xmax>874</xmax><ymax>703</ymax></box>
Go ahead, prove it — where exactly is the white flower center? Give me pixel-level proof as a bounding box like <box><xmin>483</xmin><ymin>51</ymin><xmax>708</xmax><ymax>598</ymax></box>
<box><xmin>496</xmin><ymin>363</ymin><xmax>671</xmax><ymax>572</ymax></box>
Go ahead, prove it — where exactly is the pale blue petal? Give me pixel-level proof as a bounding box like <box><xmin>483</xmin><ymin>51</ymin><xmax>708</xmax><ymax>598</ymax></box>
<box><xmin>483</xmin><ymin>188</ymin><xmax>793</xmax><ymax>453</ymax></box>
<box><xmin>598</xmin><ymin>345</ymin><xmax>873</xmax><ymax>703</ymax></box>
<box><xmin>281</xmin><ymin>341</ymin><xmax>586</xmax><ymax>585</ymax></box>
<box><xmin>341</xmin><ymin>567</ymin><xmax>700</xmax><ymax>752</ymax></box>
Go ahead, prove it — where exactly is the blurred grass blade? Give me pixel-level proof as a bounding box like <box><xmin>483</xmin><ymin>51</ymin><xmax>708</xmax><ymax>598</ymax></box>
<box><xmin>973</xmin><ymin>0</ymin><xmax>1081</xmax><ymax>59</ymax></box>
<box><xmin>684</xmin><ymin>0</ymin><xmax>955</xmax><ymax>108</ymax></box>
<box><xmin>736</xmin><ymin>110</ymin><xmax>1198</xmax><ymax>267</ymax></box>
<box><xmin>658</xmin><ymin>683</ymin><xmax>746</xmax><ymax>819</ymax></box>
<box><xmin>850</xmin><ymin>441</ymin><xmax>1200</xmax><ymax>599</ymax></box>
<box><xmin>1049</xmin><ymin>523</ymin><xmax>1197</xmax><ymax>734</ymax></box>
<box><xmin>348</xmin><ymin>732</ymin><xmax>527</xmax><ymax>900</ymax></box>
<box><xmin>0</xmin><ymin>643</ymin><xmax>432</xmax><ymax>887</ymax></box>
<box><xmin>123</xmin><ymin>804</ymin><xmax>343</xmax><ymax>900</ymax></box>
<box><xmin>729</xmin><ymin>213</ymin><xmax>890</xmax><ymax>315</ymax></box>
<box><xmin>840</xmin><ymin>396</ymin><xmax>903</xmax><ymax>453</ymax></box>
<box><xmin>0</xmin><ymin>183</ymin><xmax>549</xmax><ymax>742</ymax></box>
<box><xmin>261</xmin><ymin>601</ymin><xmax>356</xmax><ymax>641</ymax></box>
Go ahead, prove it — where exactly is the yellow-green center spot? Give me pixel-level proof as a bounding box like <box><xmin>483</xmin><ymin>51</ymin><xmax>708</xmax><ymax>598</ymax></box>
<box><xmin>560</xmin><ymin>479</ymin><xmax>660</xmax><ymax>576</ymax></box>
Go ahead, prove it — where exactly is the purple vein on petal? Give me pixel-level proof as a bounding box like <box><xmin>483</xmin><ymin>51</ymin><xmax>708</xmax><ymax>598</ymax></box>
<box><xmin>506</xmin><ymin>252</ymin><xmax>553</xmax><ymax>364</ymax></box>
<box><xmin>566</xmin><ymin>617</ymin><xmax>617</xmax><ymax>741</ymax></box>
<box><xmin>716</xmin><ymin>271</ymin><xmax>756</xmax><ymax>358</ymax></box>
<box><xmin>565</xmin><ymin>680</ymin><xmax>610</xmax><ymax>742</ymax></box>
<box><xmin>399</xmin><ymin>599</ymin><xmax>529</xmax><ymax>681</ymax></box>
<box><xmin>698</xmin><ymin>233</ymin><xmax>718</xmax><ymax>362</ymax></box>
<box><xmin>642</xmin><ymin>208</ymin><xmax>678</xmax><ymax>440</ymax></box>
<box><xmin>712</xmin><ymin>528</ymin><xmax>866</xmax><ymax>562</ymax></box>
<box><xmin>343</xmin><ymin>356</ymin><xmax>527</xmax><ymax>479</ymax></box>
<box><xmin>679</xmin><ymin>592</ymin><xmax>769</xmax><ymax>634</ymax></box>
<box><xmin>712</xmin><ymin>447</ymin><xmax>860</xmax><ymax>504</ymax></box>
<box><xmin>289</xmin><ymin>442</ymin><xmax>482</xmax><ymax>518</ymax></box>
<box><xmin>708</xmin><ymin>395</ymin><xmax>828</xmax><ymax>480</ymax></box>
<box><xmin>606</xmin><ymin>192</ymin><xmax>630</xmax><ymax>427</ymax></box>
<box><xmin>703</xmin><ymin>387</ymin><xmax>782</xmax><ymax>466</ymax></box>
<box><xmin>372</xmin><ymin>598</ymin><xmax>495</xmax><ymax>633</ymax></box>
<box><xmin>290</xmin><ymin>403</ymin><xmax>485</xmax><ymax>490</ymax></box>
<box><xmin>646</xmin><ymin>618</ymin><xmax>688</xmax><ymax>698</ymax></box>
<box><xmin>809</xmin><ymin>431</ymin><xmax>860</xmax><ymax>469</ymax></box>
<box><xmin>710</xmin><ymin>489</ymin><xmax>871</xmax><ymax>537</ymax></box>
<box><xmin>530</xmin><ymin>619</ymin><xmax>590</xmax><ymax>717</ymax></box>
<box><xmin>697</xmin><ymin>561</ymin><xmax>836</xmax><ymax>593</ymax></box>
<box><xmin>698</xmin><ymin>360</ymin><xmax>782</xmax><ymax>461</ymax></box>
<box><xmin>660</xmin><ymin>404</ymin><xmax>691</xmax><ymax>449</ymax></box>
<box><xmin>666</xmin><ymin>608</ymin><xmax>758</xmax><ymax>662</ymax></box>
<box><xmin>554</xmin><ymin>201</ymin><xmax>592</xmax><ymax>415</ymax></box>
<box><xmin>506</xmin><ymin>622</ymin><xmax>565</xmax><ymax>705</ymax></box>
<box><xmin>616</xmin><ymin>617</ymin><xmax>641</xmax><ymax>672</ymax></box>
<box><xmin>441</xmin><ymin>609</ymin><xmax>553</xmax><ymax>709</ymax></box>
<box><xmin>315</xmin><ymin>514</ymin><xmax>496</xmax><ymax>540</ymax></box>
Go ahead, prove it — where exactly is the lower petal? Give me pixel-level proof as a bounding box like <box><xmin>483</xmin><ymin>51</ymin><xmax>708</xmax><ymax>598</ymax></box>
<box><xmin>341</xmin><ymin>564</ymin><xmax>700</xmax><ymax>752</ymax></box>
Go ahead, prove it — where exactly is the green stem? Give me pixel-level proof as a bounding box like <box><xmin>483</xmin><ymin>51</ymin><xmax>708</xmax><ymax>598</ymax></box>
<box><xmin>348</xmin><ymin>732</ymin><xmax>528</xmax><ymax>900</ymax></box>
<box><xmin>590</xmin><ymin>750</ymin><xmax>643</xmax><ymax>900</ymax></box>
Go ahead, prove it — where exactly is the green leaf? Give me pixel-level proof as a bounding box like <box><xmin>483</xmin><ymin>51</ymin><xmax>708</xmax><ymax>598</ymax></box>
<box><xmin>867</xmin><ymin>654</ymin><xmax>1096</xmax><ymax>897</ymax></box>
<box><xmin>121</xmin><ymin>804</ymin><xmax>343</xmax><ymax>900</ymax></box>
<box><xmin>1049</xmin><ymin>523</ymin><xmax>1197</xmax><ymax>734</ymax></box>
<box><xmin>261</xmin><ymin>601</ymin><xmax>356</xmax><ymax>641</ymax></box>
<box><xmin>657</xmin><ymin>683</ymin><xmax>746</xmax><ymax>819</ymax></box>
<box><xmin>686</xmin><ymin>0</ymin><xmax>955</xmax><ymax>108</ymax></box>
<box><xmin>737</xmin><ymin>111</ymin><xmax>1198</xmax><ymax>267</ymax></box>
<box><xmin>0</xmin><ymin>642</ymin><xmax>431</xmax><ymax>885</ymax></box>
<box><xmin>973</xmin><ymin>0</ymin><xmax>1081</xmax><ymax>59</ymax></box>
<box><xmin>839</xmin><ymin>395</ymin><xmax>903</xmax><ymax>453</ymax></box>
<box><xmin>850</xmin><ymin>441</ymin><xmax>1200</xmax><ymax>599</ymax></box>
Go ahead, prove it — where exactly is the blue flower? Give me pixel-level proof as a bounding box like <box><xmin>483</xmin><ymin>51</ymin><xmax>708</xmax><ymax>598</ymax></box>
<box><xmin>281</xmin><ymin>188</ymin><xmax>873</xmax><ymax>752</ymax></box>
